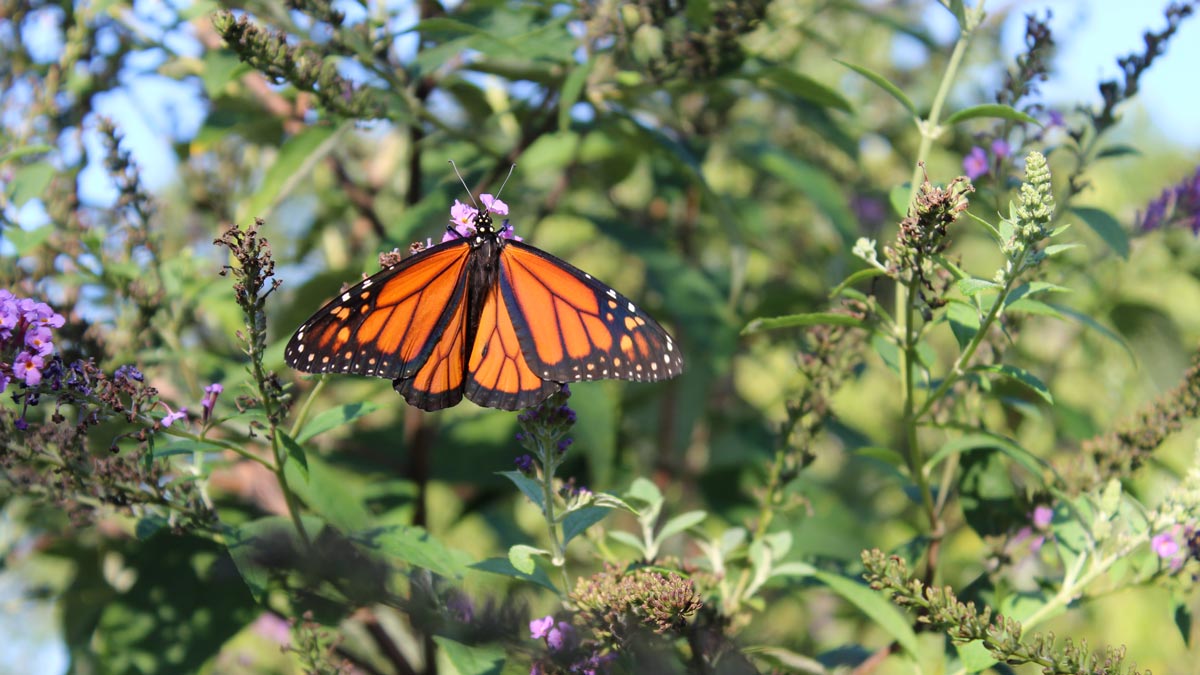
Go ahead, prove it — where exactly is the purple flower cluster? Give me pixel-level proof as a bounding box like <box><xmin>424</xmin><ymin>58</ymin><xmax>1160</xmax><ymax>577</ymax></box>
<box><xmin>0</xmin><ymin>291</ymin><xmax>65</xmax><ymax>393</ymax></box>
<box><xmin>529</xmin><ymin>615</ymin><xmax>613</xmax><ymax>675</ymax></box>
<box><xmin>442</xmin><ymin>194</ymin><xmax>523</xmax><ymax>243</ymax></box>
<box><xmin>1137</xmin><ymin>166</ymin><xmax>1200</xmax><ymax>234</ymax></box>
<box><xmin>962</xmin><ymin>139</ymin><xmax>1011</xmax><ymax>180</ymax></box>
<box><xmin>1151</xmin><ymin>524</ymin><xmax>1197</xmax><ymax>572</ymax></box>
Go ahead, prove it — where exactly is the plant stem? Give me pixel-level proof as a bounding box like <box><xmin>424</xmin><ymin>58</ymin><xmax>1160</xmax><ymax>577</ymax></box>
<box><xmin>537</xmin><ymin>438</ymin><xmax>571</xmax><ymax>595</ymax></box>
<box><xmin>893</xmin><ymin>7</ymin><xmax>983</xmax><ymax>566</ymax></box>
<box><xmin>914</xmin><ymin>246</ymin><xmax>1029</xmax><ymax>421</ymax></box>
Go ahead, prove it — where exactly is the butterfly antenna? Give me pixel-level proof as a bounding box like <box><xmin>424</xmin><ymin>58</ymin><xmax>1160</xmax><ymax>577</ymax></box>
<box><xmin>447</xmin><ymin>160</ymin><xmax>480</xmax><ymax>210</ymax></box>
<box><xmin>494</xmin><ymin>163</ymin><xmax>516</xmax><ymax>200</ymax></box>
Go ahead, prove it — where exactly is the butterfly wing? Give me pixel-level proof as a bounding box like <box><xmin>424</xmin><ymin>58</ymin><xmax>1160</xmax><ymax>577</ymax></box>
<box><xmin>493</xmin><ymin>241</ymin><xmax>683</xmax><ymax>386</ymax></box>
<box><xmin>464</xmin><ymin>281</ymin><xmax>561</xmax><ymax>410</ymax></box>
<box><xmin>284</xmin><ymin>241</ymin><xmax>473</xmax><ymax>411</ymax></box>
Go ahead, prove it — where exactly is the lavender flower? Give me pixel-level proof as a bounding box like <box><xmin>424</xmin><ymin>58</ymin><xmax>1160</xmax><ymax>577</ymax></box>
<box><xmin>0</xmin><ymin>293</ymin><xmax>65</xmax><ymax>391</ymax></box>
<box><xmin>114</xmin><ymin>364</ymin><xmax>144</xmax><ymax>382</ymax></box>
<box><xmin>1152</xmin><ymin>531</ymin><xmax>1179</xmax><ymax>559</ymax></box>
<box><xmin>963</xmin><ymin>146</ymin><xmax>989</xmax><ymax>179</ymax></box>
<box><xmin>530</xmin><ymin>615</ymin><xmax>555</xmax><ymax>639</ymax></box>
<box><xmin>201</xmin><ymin>383</ymin><xmax>223</xmax><ymax>424</ymax></box>
<box><xmin>441</xmin><ymin>194</ymin><xmax>523</xmax><ymax>242</ymax></box>
<box><xmin>1136</xmin><ymin>166</ymin><xmax>1200</xmax><ymax>234</ymax></box>
<box><xmin>991</xmin><ymin>138</ymin><xmax>1011</xmax><ymax>159</ymax></box>
<box><xmin>161</xmin><ymin>405</ymin><xmax>188</xmax><ymax>428</ymax></box>
<box><xmin>546</xmin><ymin>621</ymin><xmax>576</xmax><ymax>651</ymax></box>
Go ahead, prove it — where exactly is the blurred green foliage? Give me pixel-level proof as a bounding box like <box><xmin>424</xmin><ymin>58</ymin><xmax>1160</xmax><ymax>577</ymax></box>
<box><xmin>3</xmin><ymin>0</ymin><xmax>1200</xmax><ymax>673</ymax></box>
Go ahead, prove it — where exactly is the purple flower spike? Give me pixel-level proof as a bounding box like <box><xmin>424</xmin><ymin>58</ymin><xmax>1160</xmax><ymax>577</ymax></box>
<box><xmin>991</xmin><ymin>138</ymin><xmax>1011</xmax><ymax>159</ymax></box>
<box><xmin>546</xmin><ymin>621</ymin><xmax>575</xmax><ymax>651</ymax></box>
<box><xmin>202</xmin><ymin>383</ymin><xmax>223</xmax><ymax>424</ymax></box>
<box><xmin>963</xmin><ymin>146</ymin><xmax>989</xmax><ymax>180</ymax></box>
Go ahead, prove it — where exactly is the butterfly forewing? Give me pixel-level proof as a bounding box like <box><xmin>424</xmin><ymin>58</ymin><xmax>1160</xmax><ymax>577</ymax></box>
<box><xmin>284</xmin><ymin>241</ymin><xmax>471</xmax><ymax>384</ymax></box>
<box><xmin>497</xmin><ymin>241</ymin><xmax>684</xmax><ymax>385</ymax></box>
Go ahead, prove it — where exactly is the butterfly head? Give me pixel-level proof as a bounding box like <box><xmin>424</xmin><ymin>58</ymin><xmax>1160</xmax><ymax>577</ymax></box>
<box><xmin>473</xmin><ymin>209</ymin><xmax>495</xmax><ymax>234</ymax></box>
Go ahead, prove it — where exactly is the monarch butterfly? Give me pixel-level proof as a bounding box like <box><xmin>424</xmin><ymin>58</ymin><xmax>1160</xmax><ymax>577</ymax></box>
<box><xmin>284</xmin><ymin>192</ymin><xmax>683</xmax><ymax>411</ymax></box>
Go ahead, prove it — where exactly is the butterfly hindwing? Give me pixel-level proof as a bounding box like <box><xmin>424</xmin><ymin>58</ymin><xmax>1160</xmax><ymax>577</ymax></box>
<box><xmin>284</xmin><ymin>241</ymin><xmax>472</xmax><ymax>394</ymax></box>
<box><xmin>464</xmin><ymin>281</ymin><xmax>560</xmax><ymax>410</ymax></box>
<box><xmin>497</xmin><ymin>241</ymin><xmax>683</xmax><ymax>385</ymax></box>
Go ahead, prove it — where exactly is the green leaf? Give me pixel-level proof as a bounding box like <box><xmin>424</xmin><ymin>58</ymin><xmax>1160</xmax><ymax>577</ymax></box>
<box><xmin>853</xmin><ymin>445</ymin><xmax>907</xmax><ymax>469</ymax></box>
<box><xmin>134</xmin><ymin>516</ymin><xmax>168</xmax><ymax>540</ymax></box>
<box><xmin>285</xmin><ymin>452</ymin><xmax>372</xmax><ymax>532</ymax></box>
<box><xmin>836</xmin><ymin>59</ymin><xmax>916</xmax><ymax>115</ymax></box>
<box><xmin>974</xmin><ymin>364</ymin><xmax>1053</xmax><ymax>404</ymax></box>
<box><xmin>925</xmin><ymin>432</ymin><xmax>1050</xmax><ymax>485</ymax></box>
<box><xmin>947</xmin><ymin>300</ymin><xmax>981</xmax><ymax>350</ymax></box>
<box><xmin>354</xmin><ymin>524</ymin><xmax>471</xmax><ymax>579</ymax></box>
<box><xmin>626</xmin><ymin>477</ymin><xmax>663</xmax><ymax>508</ymax></box>
<box><xmin>0</xmin><ymin>144</ymin><xmax>53</xmax><ymax>163</ymax></box>
<box><xmin>296</xmin><ymin>401</ymin><xmax>381</xmax><ymax>443</ymax></box>
<box><xmin>811</xmin><ymin>569</ymin><xmax>920</xmax><ymax>658</ymax></box>
<box><xmin>1175</xmin><ymin>595</ymin><xmax>1193</xmax><ymax>646</ymax></box>
<box><xmin>607</xmin><ymin>530</ymin><xmax>647</xmax><ymax>556</ymax></box>
<box><xmin>742</xmin><ymin>312</ymin><xmax>865</xmax><ymax>335</ymax></box>
<box><xmin>562</xmin><ymin>506</ymin><xmax>613</xmax><ymax>545</ymax></box>
<box><xmin>1043</xmin><ymin>243</ymin><xmax>1083</xmax><ymax>257</ymax></box>
<box><xmin>226</xmin><ymin>515</ymin><xmax>326</xmax><ymax>601</ymax></box>
<box><xmin>3</xmin><ymin>224</ymin><xmax>52</xmax><ymax>254</ymax></box>
<box><xmin>499</xmin><ymin>470</ymin><xmax>545</xmax><ymax>509</ymax></box>
<box><xmin>756</xmin><ymin>149</ymin><xmax>858</xmax><ymax>244</ymax></box>
<box><xmin>7</xmin><ymin>161</ymin><xmax>54</xmax><ymax>207</ymax></box>
<box><xmin>558</xmin><ymin>58</ymin><xmax>594</xmax><ymax>132</ymax></box>
<box><xmin>277</xmin><ymin>430</ymin><xmax>309</xmax><ymax>482</ymax></box>
<box><xmin>1005</xmin><ymin>298</ymin><xmax>1064</xmax><ymax>318</ymax></box>
<box><xmin>507</xmin><ymin>544</ymin><xmax>546</xmax><ymax>575</ymax></box>
<box><xmin>956</xmin><ymin>641</ymin><xmax>997</xmax><ymax>672</ymax></box>
<box><xmin>757</xmin><ymin>67</ymin><xmax>853</xmax><ymax>112</ymax></box>
<box><xmin>432</xmin><ymin>636</ymin><xmax>504</xmax><ymax>675</ymax></box>
<box><xmin>944</xmin><ymin>104</ymin><xmax>1041</xmax><ymax>126</ymax></box>
<box><xmin>94</xmin><ymin>534</ymin><xmax>257</xmax><ymax>673</ymax></box>
<box><xmin>150</xmin><ymin>439</ymin><xmax>227</xmax><ymax>458</ymax></box>
<box><xmin>656</xmin><ymin>510</ymin><xmax>707</xmax><ymax>544</ymax></box>
<box><xmin>1071</xmin><ymin>206</ymin><xmax>1129</xmax><ymax>259</ymax></box>
<box><xmin>1048</xmin><ymin>303</ymin><xmax>1135</xmax><ymax>364</ymax></box>
<box><xmin>889</xmin><ymin>182</ymin><xmax>911</xmax><ymax>217</ymax></box>
<box><xmin>1095</xmin><ymin>144</ymin><xmax>1141</xmax><ymax>159</ymax></box>
<box><xmin>830</xmin><ymin>267</ymin><xmax>888</xmax><ymax>299</ymax></box>
<box><xmin>471</xmin><ymin>557</ymin><xmax>558</xmax><ymax>592</ymax></box>
<box><xmin>957</xmin><ymin>277</ymin><xmax>1001</xmax><ymax>296</ymax></box>
<box><xmin>237</xmin><ymin>124</ymin><xmax>343</xmax><ymax>223</ymax></box>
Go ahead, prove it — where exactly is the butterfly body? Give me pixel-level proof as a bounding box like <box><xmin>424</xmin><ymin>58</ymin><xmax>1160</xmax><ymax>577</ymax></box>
<box><xmin>285</xmin><ymin>207</ymin><xmax>682</xmax><ymax>411</ymax></box>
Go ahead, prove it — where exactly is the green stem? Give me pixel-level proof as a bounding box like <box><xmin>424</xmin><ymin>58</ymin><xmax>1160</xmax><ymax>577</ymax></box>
<box><xmin>537</xmin><ymin>439</ymin><xmax>571</xmax><ymax>595</ymax></box>
<box><xmin>914</xmin><ymin>246</ymin><xmax>1029</xmax><ymax>421</ymax></box>
<box><xmin>288</xmin><ymin>376</ymin><xmax>327</xmax><ymax>439</ymax></box>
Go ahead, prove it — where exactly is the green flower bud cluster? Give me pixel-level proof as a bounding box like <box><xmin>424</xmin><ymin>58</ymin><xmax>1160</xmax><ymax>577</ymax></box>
<box><xmin>862</xmin><ymin>550</ymin><xmax>1146</xmax><ymax>675</ymax></box>
<box><xmin>211</xmin><ymin>11</ymin><xmax>384</xmax><ymax>120</ymax></box>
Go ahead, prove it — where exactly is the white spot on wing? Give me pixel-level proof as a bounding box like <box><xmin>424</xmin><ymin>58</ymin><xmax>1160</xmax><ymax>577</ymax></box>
<box><xmin>606</xmin><ymin>289</ymin><xmax>617</xmax><ymax>299</ymax></box>
<box><xmin>628</xmin><ymin>302</ymin><xmax>636</xmax><ymax>312</ymax></box>
<box><xmin>341</xmin><ymin>293</ymin><xmax>351</xmax><ymax>302</ymax></box>
<box><xmin>363</xmin><ymin>279</ymin><xmax>373</xmax><ymax>288</ymax></box>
